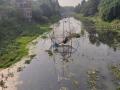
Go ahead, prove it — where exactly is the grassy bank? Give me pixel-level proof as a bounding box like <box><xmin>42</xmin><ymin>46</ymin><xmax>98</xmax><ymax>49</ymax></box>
<box><xmin>74</xmin><ymin>14</ymin><xmax>120</xmax><ymax>32</ymax></box>
<box><xmin>0</xmin><ymin>19</ymin><xmax>52</xmax><ymax>68</ymax></box>
<box><xmin>74</xmin><ymin>14</ymin><xmax>120</xmax><ymax>50</ymax></box>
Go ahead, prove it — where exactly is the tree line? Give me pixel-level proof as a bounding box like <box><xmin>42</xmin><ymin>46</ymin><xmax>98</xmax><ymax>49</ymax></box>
<box><xmin>75</xmin><ymin>0</ymin><xmax>120</xmax><ymax>21</ymax></box>
<box><xmin>0</xmin><ymin>0</ymin><xmax>60</xmax><ymax>23</ymax></box>
<box><xmin>0</xmin><ymin>0</ymin><xmax>60</xmax><ymax>67</ymax></box>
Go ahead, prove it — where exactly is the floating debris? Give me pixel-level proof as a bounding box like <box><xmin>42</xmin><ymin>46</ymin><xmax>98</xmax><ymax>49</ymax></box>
<box><xmin>117</xmin><ymin>86</ymin><xmax>120</xmax><ymax>90</ymax></box>
<box><xmin>25</xmin><ymin>60</ymin><xmax>31</xmax><ymax>64</ymax></box>
<box><xmin>60</xmin><ymin>87</ymin><xmax>68</xmax><ymax>90</ymax></box>
<box><xmin>31</xmin><ymin>41</ymin><xmax>38</xmax><ymax>45</ymax></box>
<box><xmin>109</xmin><ymin>64</ymin><xmax>120</xmax><ymax>90</ymax></box>
<box><xmin>8</xmin><ymin>72</ymin><xmax>14</xmax><ymax>77</ymax></box>
<box><xmin>45</xmin><ymin>50</ymin><xmax>53</xmax><ymax>56</ymax></box>
<box><xmin>69</xmin><ymin>33</ymin><xmax>80</xmax><ymax>38</ymax></box>
<box><xmin>110</xmin><ymin>65</ymin><xmax>120</xmax><ymax>80</ymax></box>
<box><xmin>81</xmin><ymin>29</ymin><xmax>85</xmax><ymax>36</ymax></box>
<box><xmin>29</xmin><ymin>54</ymin><xmax>36</xmax><ymax>59</ymax></box>
<box><xmin>87</xmin><ymin>69</ymin><xmax>99</xmax><ymax>90</ymax></box>
<box><xmin>41</xmin><ymin>35</ymin><xmax>48</xmax><ymax>39</ymax></box>
<box><xmin>17</xmin><ymin>67</ymin><xmax>23</xmax><ymax>72</ymax></box>
<box><xmin>61</xmin><ymin>33</ymin><xmax>80</xmax><ymax>44</ymax></box>
<box><xmin>0</xmin><ymin>80</ymin><xmax>7</xmax><ymax>89</ymax></box>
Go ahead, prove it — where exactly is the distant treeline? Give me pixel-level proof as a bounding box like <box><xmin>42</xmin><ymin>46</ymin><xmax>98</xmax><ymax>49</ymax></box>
<box><xmin>0</xmin><ymin>0</ymin><xmax>60</xmax><ymax>23</ymax></box>
<box><xmin>32</xmin><ymin>0</ymin><xmax>60</xmax><ymax>23</ymax></box>
<box><xmin>0</xmin><ymin>0</ymin><xmax>60</xmax><ymax>68</ymax></box>
<box><xmin>75</xmin><ymin>0</ymin><xmax>120</xmax><ymax>21</ymax></box>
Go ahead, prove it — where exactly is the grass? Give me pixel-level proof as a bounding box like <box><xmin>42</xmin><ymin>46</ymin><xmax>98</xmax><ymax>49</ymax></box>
<box><xmin>74</xmin><ymin>13</ymin><xmax>120</xmax><ymax>49</ymax></box>
<box><xmin>73</xmin><ymin>13</ymin><xmax>120</xmax><ymax>32</ymax></box>
<box><xmin>0</xmin><ymin>20</ymin><xmax>51</xmax><ymax>68</ymax></box>
<box><xmin>90</xmin><ymin>17</ymin><xmax>120</xmax><ymax>31</ymax></box>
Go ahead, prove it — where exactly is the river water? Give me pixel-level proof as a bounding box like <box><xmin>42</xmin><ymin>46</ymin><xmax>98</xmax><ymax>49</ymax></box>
<box><xmin>18</xmin><ymin>17</ymin><xmax>120</xmax><ymax>90</ymax></box>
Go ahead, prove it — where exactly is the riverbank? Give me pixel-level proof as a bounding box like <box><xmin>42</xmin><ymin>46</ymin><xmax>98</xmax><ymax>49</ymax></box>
<box><xmin>74</xmin><ymin>14</ymin><xmax>120</xmax><ymax>50</ymax></box>
<box><xmin>0</xmin><ymin>21</ymin><xmax>52</xmax><ymax>68</ymax></box>
<box><xmin>74</xmin><ymin>14</ymin><xmax>120</xmax><ymax>32</ymax></box>
<box><xmin>0</xmin><ymin>35</ymin><xmax>43</xmax><ymax>90</ymax></box>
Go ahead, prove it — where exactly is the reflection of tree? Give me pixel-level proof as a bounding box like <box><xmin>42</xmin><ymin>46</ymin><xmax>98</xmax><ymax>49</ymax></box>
<box><xmin>89</xmin><ymin>34</ymin><xmax>97</xmax><ymax>45</ymax></box>
<box><xmin>82</xmin><ymin>21</ymin><xmax>120</xmax><ymax>50</ymax></box>
<box><xmin>53</xmin><ymin>48</ymin><xmax>80</xmax><ymax>90</ymax></box>
<box><xmin>98</xmin><ymin>30</ymin><xmax>119</xmax><ymax>49</ymax></box>
<box><xmin>50</xmin><ymin>18</ymin><xmax>80</xmax><ymax>90</ymax></box>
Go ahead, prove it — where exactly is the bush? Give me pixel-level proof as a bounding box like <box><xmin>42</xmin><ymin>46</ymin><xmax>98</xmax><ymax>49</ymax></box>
<box><xmin>99</xmin><ymin>0</ymin><xmax>120</xmax><ymax>21</ymax></box>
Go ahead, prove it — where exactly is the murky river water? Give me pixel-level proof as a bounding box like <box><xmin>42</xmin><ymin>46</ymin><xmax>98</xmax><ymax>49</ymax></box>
<box><xmin>18</xmin><ymin>17</ymin><xmax>120</xmax><ymax>90</ymax></box>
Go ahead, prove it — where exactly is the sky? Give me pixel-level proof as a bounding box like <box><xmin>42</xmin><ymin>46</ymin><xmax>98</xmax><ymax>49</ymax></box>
<box><xmin>58</xmin><ymin>0</ymin><xmax>82</xmax><ymax>7</ymax></box>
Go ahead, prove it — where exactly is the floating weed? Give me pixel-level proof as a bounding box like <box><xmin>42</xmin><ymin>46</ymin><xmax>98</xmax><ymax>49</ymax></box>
<box><xmin>72</xmin><ymin>79</ymin><xmax>80</xmax><ymax>89</ymax></box>
<box><xmin>29</xmin><ymin>54</ymin><xmax>36</xmax><ymax>59</ymax></box>
<box><xmin>110</xmin><ymin>65</ymin><xmax>120</xmax><ymax>80</ymax></box>
<box><xmin>109</xmin><ymin>64</ymin><xmax>120</xmax><ymax>90</ymax></box>
<box><xmin>45</xmin><ymin>50</ymin><xmax>53</xmax><ymax>56</ymax></box>
<box><xmin>41</xmin><ymin>35</ymin><xmax>48</xmax><ymax>39</ymax></box>
<box><xmin>70</xmin><ymin>33</ymin><xmax>81</xmax><ymax>38</ymax></box>
<box><xmin>81</xmin><ymin>29</ymin><xmax>85</xmax><ymax>36</ymax></box>
<box><xmin>17</xmin><ymin>67</ymin><xmax>23</xmax><ymax>72</ymax></box>
<box><xmin>25</xmin><ymin>60</ymin><xmax>31</xmax><ymax>64</ymax></box>
<box><xmin>117</xmin><ymin>86</ymin><xmax>120</xmax><ymax>90</ymax></box>
<box><xmin>31</xmin><ymin>41</ymin><xmax>38</xmax><ymax>45</ymax></box>
<box><xmin>59</xmin><ymin>87</ymin><xmax>68</xmax><ymax>90</ymax></box>
<box><xmin>87</xmin><ymin>69</ymin><xmax>99</xmax><ymax>90</ymax></box>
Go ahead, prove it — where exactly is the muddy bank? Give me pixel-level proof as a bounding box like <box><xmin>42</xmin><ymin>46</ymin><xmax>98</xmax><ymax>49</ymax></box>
<box><xmin>0</xmin><ymin>35</ymin><xmax>44</xmax><ymax>90</ymax></box>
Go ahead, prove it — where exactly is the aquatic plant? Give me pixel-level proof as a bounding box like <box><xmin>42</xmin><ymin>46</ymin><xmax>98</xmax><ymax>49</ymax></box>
<box><xmin>45</xmin><ymin>50</ymin><xmax>53</xmax><ymax>56</ymax></box>
<box><xmin>41</xmin><ymin>35</ymin><xmax>48</xmax><ymax>39</ymax></box>
<box><xmin>110</xmin><ymin>64</ymin><xmax>120</xmax><ymax>90</ymax></box>
<box><xmin>87</xmin><ymin>69</ymin><xmax>99</xmax><ymax>90</ymax></box>
<box><xmin>29</xmin><ymin>54</ymin><xmax>36</xmax><ymax>59</ymax></box>
<box><xmin>110</xmin><ymin>65</ymin><xmax>120</xmax><ymax>80</ymax></box>
<box><xmin>25</xmin><ymin>60</ymin><xmax>31</xmax><ymax>64</ymax></box>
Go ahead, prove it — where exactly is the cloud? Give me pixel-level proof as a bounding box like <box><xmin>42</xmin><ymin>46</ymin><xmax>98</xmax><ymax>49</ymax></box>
<box><xmin>58</xmin><ymin>0</ymin><xmax>82</xmax><ymax>7</ymax></box>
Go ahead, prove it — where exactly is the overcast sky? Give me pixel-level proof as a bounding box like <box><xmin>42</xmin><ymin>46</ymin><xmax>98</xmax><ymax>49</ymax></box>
<box><xmin>58</xmin><ymin>0</ymin><xmax>82</xmax><ymax>7</ymax></box>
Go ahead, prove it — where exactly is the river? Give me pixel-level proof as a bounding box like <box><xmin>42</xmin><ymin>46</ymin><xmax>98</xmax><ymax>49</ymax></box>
<box><xmin>18</xmin><ymin>17</ymin><xmax>120</xmax><ymax>90</ymax></box>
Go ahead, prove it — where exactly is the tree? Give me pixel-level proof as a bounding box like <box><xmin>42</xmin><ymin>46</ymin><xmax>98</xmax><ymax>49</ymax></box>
<box><xmin>99</xmin><ymin>0</ymin><xmax>120</xmax><ymax>21</ymax></box>
<box><xmin>75</xmin><ymin>0</ymin><xmax>101</xmax><ymax>16</ymax></box>
<box><xmin>82</xmin><ymin>0</ymin><xmax>100</xmax><ymax>16</ymax></box>
<box><xmin>75</xmin><ymin>0</ymin><xmax>86</xmax><ymax>13</ymax></box>
<box><xmin>32</xmin><ymin>0</ymin><xmax>60</xmax><ymax>22</ymax></box>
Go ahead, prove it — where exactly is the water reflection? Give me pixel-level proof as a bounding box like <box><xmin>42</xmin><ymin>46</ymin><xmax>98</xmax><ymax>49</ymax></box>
<box><xmin>51</xmin><ymin>45</ymin><xmax>80</xmax><ymax>90</ymax></box>
<box><xmin>82</xmin><ymin>21</ymin><xmax>120</xmax><ymax>51</ymax></box>
<box><xmin>18</xmin><ymin>18</ymin><xmax>120</xmax><ymax>90</ymax></box>
<box><xmin>48</xmin><ymin>18</ymin><xmax>81</xmax><ymax>90</ymax></box>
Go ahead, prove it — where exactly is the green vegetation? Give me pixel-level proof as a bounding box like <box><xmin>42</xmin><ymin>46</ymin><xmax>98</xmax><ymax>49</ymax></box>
<box><xmin>74</xmin><ymin>13</ymin><xmax>120</xmax><ymax>30</ymax></box>
<box><xmin>99</xmin><ymin>0</ymin><xmax>120</xmax><ymax>21</ymax></box>
<box><xmin>75</xmin><ymin>0</ymin><xmax>120</xmax><ymax>21</ymax></box>
<box><xmin>91</xmin><ymin>17</ymin><xmax>120</xmax><ymax>30</ymax></box>
<box><xmin>25</xmin><ymin>60</ymin><xmax>32</xmax><ymax>64</ymax></box>
<box><xmin>110</xmin><ymin>65</ymin><xmax>120</xmax><ymax>90</ymax></box>
<box><xmin>111</xmin><ymin>65</ymin><xmax>120</xmax><ymax>80</ymax></box>
<box><xmin>75</xmin><ymin>0</ymin><xmax>100</xmax><ymax>16</ymax></box>
<box><xmin>74</xmin><ymin>14</ymin><xmax>120</xmax><ymax>50</ymax></box>
<box><xmin>74</xmin><ymin>0</ymin><xmax>120</xmax><ymax>27</ymax></box>
<box><xmin>45</xmin><ymin>50</ymin><xmax>53</xmax><ymax>56</ymax></box>
<box><xmin>0</xmin><ymin>20</ymin><xmax>51</xmax><ymax>68</ymax></box>
<box><xmin>87</xmin><ymin>69</ymin><xmax>99</xmax><ymax>90</ymax></box>
<box><xmin>0</xmin><ymin>0</ymin><xmax>60</xmax><ymax>68</ymax></box>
